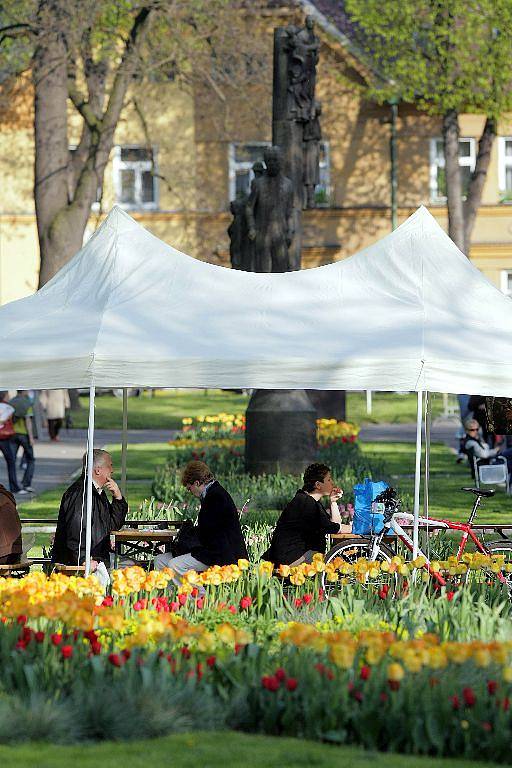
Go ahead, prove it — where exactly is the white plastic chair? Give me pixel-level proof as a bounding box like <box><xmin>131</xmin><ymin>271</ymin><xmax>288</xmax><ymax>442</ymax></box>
<box><xmin>474</xmin><ymin>456</ymin><xmax>510</xmax><ymax>494</ymax></box>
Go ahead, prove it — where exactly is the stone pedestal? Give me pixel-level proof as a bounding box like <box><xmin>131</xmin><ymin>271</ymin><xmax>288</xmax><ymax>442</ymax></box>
<box><xmin>306</xmin><ymin>390</ymin><xmax>346</xmax><ymax>421</ymax></box>
<box><xmin>245</xmin><ymin>389</ymin><xmax>317</xmax><ymax>475</ymax></box>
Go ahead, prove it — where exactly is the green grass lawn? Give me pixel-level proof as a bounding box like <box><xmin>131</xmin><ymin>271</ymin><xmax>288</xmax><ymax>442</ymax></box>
<box><xmin>361</xmin><ymin>441</ymin><xmax>512</xmax><ymax>524</ymax></box>
<box><xmin>70</xmin><ymin>390</ymin><xmax>452</xmax><ymax>430</ymax></box>
<box><xmin>72</xmin><ymin>389</ymin><xmax>251</xmax><ymax>430</ymax></box>
<box><xmin>0</xmin><ymin>731</ymin><xmax>501</xmax><ymax>768</ymax></box>
<box><xmin>18</xmin><ymin>439</ymin><xmax>512</xmax><ymax>528</ymax></box>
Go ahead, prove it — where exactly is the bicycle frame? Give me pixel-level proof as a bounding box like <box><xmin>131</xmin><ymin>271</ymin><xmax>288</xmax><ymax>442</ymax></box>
<box><xmin>368</xmin><ymin>492</ymin><xmax>498</xmax><ymax>587</ymax></box>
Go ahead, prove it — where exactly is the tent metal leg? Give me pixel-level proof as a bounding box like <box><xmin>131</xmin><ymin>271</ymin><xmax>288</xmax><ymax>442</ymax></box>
<box><xmin>424</xmin><ymin>391</ymin><xmax>431</xmax><ymax>518</ymax></box>
<box><xmin>412</xmin><ymin>389</ymin><xmax>423</xmax><ymax>559</ymax></box>
<box><xmin>121</xmin><ymin>388</ymin><xmax>128</xmax><ymax>496</ymax></box>
<box><xmin>85</xmin><ymin>386</ymin><xmax>95</xmax><ymax>577</ymax></box>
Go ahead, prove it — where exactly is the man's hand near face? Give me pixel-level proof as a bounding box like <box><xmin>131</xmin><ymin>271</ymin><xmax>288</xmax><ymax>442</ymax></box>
<box><xmin>104</xmin><ymin>477</ymin><xmax>122</xmax><ymax>500</ymax></box>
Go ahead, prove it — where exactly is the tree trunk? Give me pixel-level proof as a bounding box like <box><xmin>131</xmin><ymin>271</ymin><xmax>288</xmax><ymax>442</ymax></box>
<box><xmin>33</xmin><ymin>3</ymin><xmax>73</xmax><ymax>287</ymax></box>
<box><xmin>463</xmin><ymin>117</ymin><xmax>496</xmax><ymax>254</ymax></box>
<box><xmin>442</xmin><ymin>109</ymin><xmax>465</xmax><ymax>253</ymax></box>
<box><xmin>34</xmin><ymin>5</ymin><xmax>153</xmax><ymax>287</ymax></box>
<box><xmin>68</xmin><ymin>389</ymin><xmax>82</xmax><ymax>411</ymax></box>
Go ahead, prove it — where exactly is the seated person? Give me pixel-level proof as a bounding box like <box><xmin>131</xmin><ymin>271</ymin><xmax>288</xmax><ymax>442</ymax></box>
<box><xmin>0</xmin><ymin>483</ymin><xmax>22</xmax><ymax>564</ymax></box>
<box><xmin>263</xmin><ymin>463</ymin><xmax>350</xmax><ymax>566</ymax></box>
<box><xmin>464</xmin><ymin>418</ymin><xmax>512</xmax><ymax>479</ymax></box>
<box><xmin>154</xmin><ymin>460</ymin><xmax>248</xmax><ymax>583</ymax></box>
<box><xmin>51</xmin><ymin>449</ymin><xmax>127</xmax><ymax>572</ymax></box>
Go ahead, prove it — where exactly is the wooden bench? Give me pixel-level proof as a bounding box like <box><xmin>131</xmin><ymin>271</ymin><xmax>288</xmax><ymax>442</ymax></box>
<box><xmin>52</xmin><ymin>563</ymin><xmax>86</xmax><ymax>577</ymax></box>
<box><xmin>0</xmin><ymin>562</ymin><xmax>30</xmax><ymax>578</ymax></box>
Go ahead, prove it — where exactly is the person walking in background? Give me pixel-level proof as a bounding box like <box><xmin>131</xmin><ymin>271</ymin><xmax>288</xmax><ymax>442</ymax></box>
<box><xmin>0</xmin><ymin>391</ymin><xmax>21</xmax><ymax>494</ymax></box>
<box><xmin>40</xmin><ymin>389</ymin><xmax>70</xmax><ymax>442</ymax></box>
<box><xmin>9</xmin><ymin>391</ymin><xmax>35</xmax><ymax>493</ymax></box>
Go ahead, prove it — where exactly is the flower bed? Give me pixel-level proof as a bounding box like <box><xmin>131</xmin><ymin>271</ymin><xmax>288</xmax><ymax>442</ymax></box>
<box><xmin>1</xmin><ymin>564</ymin><xmax>512</xmax><ymax>758</ymax></box>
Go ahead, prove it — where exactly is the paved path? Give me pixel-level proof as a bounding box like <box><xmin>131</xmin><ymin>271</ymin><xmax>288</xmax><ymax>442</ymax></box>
<box><xmin>0</xmin><ymin>419</ymin><xmax>460</xmax><ymax>506</ymax></box>
<box><xmin>0</xmin><ymin>428</ymin><xmax>172</xmax><ymax>505</ymax></box>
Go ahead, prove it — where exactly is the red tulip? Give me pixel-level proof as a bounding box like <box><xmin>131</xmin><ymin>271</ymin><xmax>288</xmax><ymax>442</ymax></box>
<box><xmin>261</xmin><ymin>675</ymin><xmax>280</xmax><ymax>692</ymax></box>
<box><xmin>286</xmin><ymin>677</ymin><xmax>298</xmax><ymax>691</ymax></box>
<box><xmin>35</xmin><ymin>631</ymin><xmax>45</xmax><ymax>643</ymax></box>
<box><xmin>487</xmin><ymin>680</ymin><xmax>498</xmax><ymax>696</ymax></box>
<box><xmin>61</xmin><ymin>645</ymin><xmax>73</xmax><ymax>659</ymax></box>
<box><xmin>451</xmin><ymin>694</ymin><xmax>460</xmax><ymax>710</ymax></box>
<box><xmin>51</xmin><ymin>633</ymin><xmax>63</xmax><ymax>646</ymax></box>
<box><xmin>206</xmin><ymin>655</ymin><xmax>216</xmax><ymax>668</ymax></box>
<box><xmin>275</xmin><ymin>668</ymin><xmax>286</xmax><ymax>682</ymax></box>
<box><xmin>16</xmin><ymin>614</ymin><xmax>27</xmax><ymax>625</ymax></box>
<box><xmin>240</xmin><ymin>596</ymin><xmax>252</xmax><ymax>610</ymax></box>
<box><xmin>108</xmin><ymin>653</ymin><xmax>123</xmax><ymax>667</ymax></box>
<box><xmin>463</xmin><ymin>687</ymin><xmax>476</xmax><ymax>707</ymax></box>
<box><xmin>360</xmin><ymin>665</ymin><xmax>371</xmax><ymax>681</ymax></box>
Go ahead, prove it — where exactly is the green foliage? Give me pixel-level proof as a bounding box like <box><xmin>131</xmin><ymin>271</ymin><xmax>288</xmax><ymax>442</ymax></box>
<box><xmin>344</xmin><ymin>0</ymin><xmax>512</xmax><ymax>117</ymax></box>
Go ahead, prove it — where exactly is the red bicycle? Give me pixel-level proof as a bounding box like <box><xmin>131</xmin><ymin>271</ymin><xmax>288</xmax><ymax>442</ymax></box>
<box><xmin>322</xmin><ymin>487</ymin><xmax>512</xmax><ymax>592</ymax></box>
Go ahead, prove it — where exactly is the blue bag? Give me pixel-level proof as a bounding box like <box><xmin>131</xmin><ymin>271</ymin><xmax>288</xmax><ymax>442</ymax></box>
<box><xmin>352</xmin><ymin>478</ymin><xmax>389</xmax><ymax>535</ymax></box>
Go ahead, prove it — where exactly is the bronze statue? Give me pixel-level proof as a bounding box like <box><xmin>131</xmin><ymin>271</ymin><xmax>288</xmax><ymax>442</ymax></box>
<box><xmin>246</xmin><ymin>146</ymin><xmax>294</xmax><ymax>272</ymax></box>
<box><xmin>285</xmin><ymin>15</ymin><xmax>320</xmax><ymax>120</ymax></box>
<box><xmin>303</xmin><ymin>100</ymin><xmax>322</xmax><ymax>208</ymax></box>
<box><xmin>228</xmin><ymin>196</ymin><xmax>249</xmax><ymax>270</ymax></box>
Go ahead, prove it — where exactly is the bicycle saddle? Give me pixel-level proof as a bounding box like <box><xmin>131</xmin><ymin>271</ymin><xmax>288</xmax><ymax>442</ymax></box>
<box><xmin>461</xmin><ymin>487</ymin><xmax>495</xmax><ymax>497</ymax></box>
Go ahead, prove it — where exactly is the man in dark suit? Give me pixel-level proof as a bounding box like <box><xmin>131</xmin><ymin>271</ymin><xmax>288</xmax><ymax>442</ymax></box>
<box><xmin>52</xmin><ymin>449</ymin><xmax>128</xmax><ymax>570</ymax></box>
<box><xmin>154</xmin><ymin>460</ymin><xmax>248</xmax><ymax>582</ymax></box>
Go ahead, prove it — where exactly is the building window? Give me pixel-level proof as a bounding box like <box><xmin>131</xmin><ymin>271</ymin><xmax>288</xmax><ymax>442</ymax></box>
<box><xmin>315</xmin><ymin>141</ymin><xmax>331</xmax><ymax>206</ymax></box>
<box><xmin>501</xmin><ymin>270</ymin><xmax>512</xmax><ymax>297</ymax></box>
<box><xmin>228</xmin><ymin>141</ymin><xmax>331</xmax><ymax>204</ymax></box>
<box><xmin>429</xmin><ymin>137</ymin><xmax>476</xmax><ymax>203</ymax></box>
<box><xmin>113</xmin><ymin>146</ymin><xmax>158</xmax><ymax>209</ymax></box>
<box><xmin>498</xmin><ymin>137</ymin><xmax>512</xmax><ymax>201</ymax></box>
<box><xmin>228</xmin><ymin>143</ymin><xmax>270</xmax><ymax>201</ymax></box>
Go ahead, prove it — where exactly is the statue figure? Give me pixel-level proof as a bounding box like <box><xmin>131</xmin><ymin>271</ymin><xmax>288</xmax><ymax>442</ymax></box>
<box><xmin>228</xmin><ymin>195</ymin><xmax>249</xmax><ymax>270</ymax></box>
<box><xmin>303</xmin><ymin>100</ymin><xmax>322</xmax><ymax>208</ymax></box>
<box><xmin>246</xmin><ymin>146</ymin><xmax>294</xmax><ymax>273</ymax></box>
<box><xmin>285</xmin><ymin>16</ymin><xmax>320</xmax><ymax>120</ymax></box>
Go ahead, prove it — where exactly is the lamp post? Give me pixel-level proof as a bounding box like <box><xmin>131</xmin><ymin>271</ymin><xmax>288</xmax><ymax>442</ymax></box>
<box><xmin>389</xmin><ymin>97</ymin><xmax>399</xmax><ymax>231</ymax></box>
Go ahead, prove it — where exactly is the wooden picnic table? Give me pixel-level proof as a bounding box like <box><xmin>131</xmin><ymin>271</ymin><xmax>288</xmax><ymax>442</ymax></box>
<box><xmin>19</xmin><ymin>519</ymin><xmax>184</xmax><ymax>567</ymax></box>
<box><xmin>112</xmin><ymin>526</ymin><xmax>180</xmax><ymax>568</ymax></box>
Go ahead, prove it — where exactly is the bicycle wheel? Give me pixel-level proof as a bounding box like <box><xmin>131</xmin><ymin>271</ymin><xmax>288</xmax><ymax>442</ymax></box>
<box><xmin>321</xmin><ymin>537</ymin><xmax>398</xmax><ymax>595</ymax></box>
<box><xmin>480</xmin><ymin>541</ymin><xmax>512</xmax><ymax>593</ymax></box>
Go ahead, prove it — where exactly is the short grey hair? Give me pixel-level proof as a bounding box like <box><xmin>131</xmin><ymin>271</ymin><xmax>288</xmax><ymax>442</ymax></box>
<box><xmin>464</xmin><ymin>418</ymin><xmax>479</xmax><ymax>432</ymax></box>
<box><xmin>82</xmin><ymin>449</ymin><xmax>111</xmax><ymax>471</ymax></box>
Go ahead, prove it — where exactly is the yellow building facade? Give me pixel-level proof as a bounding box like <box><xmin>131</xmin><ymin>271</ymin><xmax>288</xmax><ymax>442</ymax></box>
<box><xmin>1</xmin><ymin>3</ymin><xmax>512</xmax><ymax>304</ymax></box>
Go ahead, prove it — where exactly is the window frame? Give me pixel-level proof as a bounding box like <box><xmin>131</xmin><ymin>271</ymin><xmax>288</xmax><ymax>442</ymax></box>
<box><xmin>429</xmin><ymin>137</ymin><xmax>476</xmax><ymax>203</ymax></box>
<box><xmin>498</xmin><ymin>136</ymin><xmax>512</xmax><ymax>200</ymax></box>
<box><xmin>501</xmin><ymin>269</ymin><xmax>512</xmax><ymax>297</ymax></box>
<box><xmin>113</xmin><ymin>145</ymin><xmax>159</xmax><ymax>210</ymax></box>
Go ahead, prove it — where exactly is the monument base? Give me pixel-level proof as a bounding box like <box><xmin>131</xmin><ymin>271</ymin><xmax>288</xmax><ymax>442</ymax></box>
<box><xmin>245</xmin><ymin>389</ymin><xmax>317</xmax><ymax>475</ymax></box>
<box><xmin>306</xmin><ymin>390</ymin><xmax>346</xmax><ymax>421</ymax></box>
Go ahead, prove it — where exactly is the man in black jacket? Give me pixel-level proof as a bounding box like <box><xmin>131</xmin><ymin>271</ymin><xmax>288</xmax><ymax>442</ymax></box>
<box><xmin>154</xmin><ymin>460</ymin><xmax>248</xmax><ymax>582</ymax></box>
<box><xmin>52</xmin><ymin>449</ymin><xmax>127</xmax><ymax>570</ymax></box>
<box><xmin>264</xmin><ymin>463</ymin><xmax>349</xmax><ymax>566</ymax></box>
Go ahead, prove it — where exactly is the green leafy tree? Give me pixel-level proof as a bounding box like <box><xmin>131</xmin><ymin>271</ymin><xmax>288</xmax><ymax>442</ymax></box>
<box><xmin>345</xmin><ymin>0</ymin><xmax>512</xmax><ymax>254</ymax></box>
<box><xmin>0</xmin><ymin>0</ymin><xmax>268</xmax><ymax>285</ymax></box>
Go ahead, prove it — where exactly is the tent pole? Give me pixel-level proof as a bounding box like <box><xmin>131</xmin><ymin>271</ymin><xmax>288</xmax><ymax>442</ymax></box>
<box><xmin>412</xmin><ymin>390</ymin><xmax>423</xmax><ymax>559</ymax></box>
<box><xmin>424</xmin><ymin>391</ymin><xmax>431</xmax><ymax>519</ymax></box>
<box><xmin>121</xmin><ymin>388</ymin><xmax>128</xmax><ymax>496</ymax></box>
<box><xmin>84</xmin><ymin>386</ymin><xmax>95</xmax><ymax>577</ymax></box>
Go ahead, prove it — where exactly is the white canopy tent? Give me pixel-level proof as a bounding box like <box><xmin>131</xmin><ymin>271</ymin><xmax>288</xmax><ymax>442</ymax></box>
<box><xmin>1</xmin><ymin>204</ymin><xmax>511</xmax><ymax>571</ymax></box>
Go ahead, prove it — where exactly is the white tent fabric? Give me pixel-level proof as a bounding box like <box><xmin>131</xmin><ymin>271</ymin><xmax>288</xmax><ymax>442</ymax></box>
<box><xmin>1</xmin><ymin>204</ymin><xmax>512</xmax><ymax>395</ymax></box>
